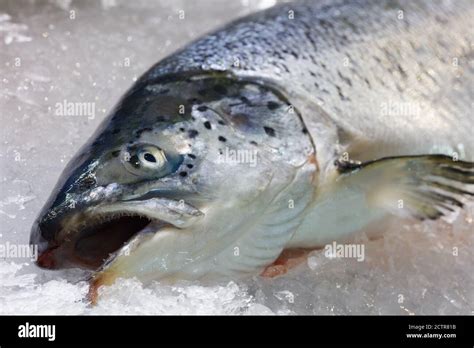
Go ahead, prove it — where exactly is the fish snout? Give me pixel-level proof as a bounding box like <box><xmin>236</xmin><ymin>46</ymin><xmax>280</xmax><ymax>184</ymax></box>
<box><xmin>30</xmin><ymin>219</ymin><xmax>56</xmax><ymax>269</ymax></box>
<box><xmin>30</xmin><ymin>215</ymin><xmax>65</xmax><ymax>269</ymax></box>
<box><xmin>36</xmin><ymin>245</ymin><xmax>59</xmax><ymax>269</ymax></box>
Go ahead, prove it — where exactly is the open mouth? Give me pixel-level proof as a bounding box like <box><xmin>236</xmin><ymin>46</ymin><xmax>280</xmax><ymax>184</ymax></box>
<box><xmin>34</xmin><ymin>196</ymin><xmax>204</xmax><ymax>270</ymax></box>
<box><xmin>73</xmin><ymin>214</ymin><xmax>154</xmax><ymax>269</ymax></box>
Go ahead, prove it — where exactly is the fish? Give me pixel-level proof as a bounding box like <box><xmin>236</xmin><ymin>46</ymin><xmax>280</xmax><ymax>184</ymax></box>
<box><xmin>30</xmin><ymin>0</ymin><xmax>474</xmax><ymax>303</ymax></box>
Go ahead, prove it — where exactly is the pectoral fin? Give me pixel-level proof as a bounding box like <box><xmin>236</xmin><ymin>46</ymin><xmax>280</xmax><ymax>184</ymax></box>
<box><xmin>337</xmin><ymin>155</ymin><xmax>473</xmax><ymax>220</ymax></box>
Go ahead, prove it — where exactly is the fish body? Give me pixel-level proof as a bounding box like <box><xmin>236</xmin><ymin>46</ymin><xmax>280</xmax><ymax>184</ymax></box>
<box><xmin>30</xmin><ymin>0</ymin><xmax>474</xmax><ymax>290</ymax></box>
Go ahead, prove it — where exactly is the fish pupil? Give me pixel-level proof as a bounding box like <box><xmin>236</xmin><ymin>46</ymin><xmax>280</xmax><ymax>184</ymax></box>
<box><xmin>266</xmin><ymin>101</ymin><xmax>279</xmax><ymax>110</ymax></box>
<box><xmin>144</xmin><ymin>153</ymin><xmax>156</xmax><ymax>163</ymax></box>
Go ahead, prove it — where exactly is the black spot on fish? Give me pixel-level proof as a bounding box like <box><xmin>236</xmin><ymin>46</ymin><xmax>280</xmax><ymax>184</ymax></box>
<box><xmin>156</xmin><ymin>115</ymin><xmax>169</xmax><ymax>122</ymax></box>
<box><xmin>218</xmin><ymin>136</ymin><xmax>227</xmax><ymax>142</ymax></box>
<box><xmin>303</xmin><ymin>28</ymin><xmax>317</xmax><ymax>50</ymax></box>
<box><xmin>187</xmin><ymin>154</ymin><xmax>196</xmax><ymax>159</ymax></box>
<box><xmin>197</xmin><ymin>105</ymin><xmax>208</xmax><ymax>112</ymax></box>
<box><xmin>250</xmin><ymin>141</ymin><xmax>258</xmax><ymax>146</ymax></box>
<box><xmin>186</xmin><ymin>164</ymin><xmax>194</xmax><ymax>169</ymax></box>
<box><xmin>218</xmin><ymin>120</ymin><xmax>226</xmax><ymax>125</ymax></box>
<box><xmin>396</xmin><ymin>63</ymin><xmax>407</xmax><ymax>79</ymax></box>
<box><xmin>364</xmin><ymin>78</ymin><xmax>371</xmax><ymax>89</ymax></box>
<box><xmin>263</xmin><ymin>126</ymin><xmax>276</xmax><ymax>137</ymax></box>
<box><xmin>179</xmin><ymin>127</ymin><xmax>185</xmax><ymax>132</ymax></box>
<box><xmin>302</xmin><ymin>127</ymin><xmax>308</xmax><ymax>134</ymax></box>
<box><xmin>309</xmin><ymin>54</ymin><xmax>318</xmax><ymax>66</ymax></box>
<box><xmin>112</xmin><ymin>150</ymin><xmax>120</xmax><ymax>157</ymax></box>
<box><xmin>203</xmin><ymin>121</ymin><xmax>211</xmax><ymax>130</ymax></box>
<box><xmin>335</xmin><ymin>85</ymin><xmax>349</xmax><ymax>101</ymax></box>
<box><xmin>188</xmin><ymin>129</ymin><xmax>199</xmax><ymax>138</ymax></box>
<box><xmin>188</xmin><ymin>97</ymin><xmax>202</xmax><ymax>105</ymax></box>
<box><xmin>337</xmin><ymin>71</ymin><xmax>352</xmax><ymax>87</ymax></box>
<box><xmin>319</xmin><ymin>19</ymin><xmax>333</xmax><ymax>30</ymax></box>
<box><xmin>274</xmin><ymin>51</ymin><xmax>284</xmax><ymax>61</ymax></box>
<box><xmin>213</xmin><ymin>84</ymin><xmax>227</xmax><ymax>95</ymax></box>
<box><xmin>179</xmin><ymin>171</ymin><xmax>188</xmax><ymax>177</ymax></box>
<box><xmin>240</xmin><ymin>96</ymin><xmax>250</xmax><ymax>105</ymax></box>
<box><xmin>266</xmin><ymin>101</ymin><xmax>279</xmax><ymax>110</ymax></box>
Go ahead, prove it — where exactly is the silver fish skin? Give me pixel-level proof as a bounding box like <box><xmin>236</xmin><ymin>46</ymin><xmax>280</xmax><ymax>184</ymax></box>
<box><xmin>30</xmin><ymin>0</ymin><xmax>473</xmax><ymax>292</ymax></box>
<box><xmin>150</xmin><ymin>0</ymin><xmax>474</xmax><ymax>164</ymax></box>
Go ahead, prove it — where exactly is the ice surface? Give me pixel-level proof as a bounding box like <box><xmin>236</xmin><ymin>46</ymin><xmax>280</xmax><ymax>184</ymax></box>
<box><xmin>0</xmin><ymin>0</ymin><xmax>473</xmax><ymax>315</ymax></box>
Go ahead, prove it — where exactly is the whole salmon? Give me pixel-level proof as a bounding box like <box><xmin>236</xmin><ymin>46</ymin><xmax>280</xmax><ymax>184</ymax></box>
<box><xmin>30</xmin><ymin>0</ymin><xmax>474</xmax><ymax>301</ymax></box>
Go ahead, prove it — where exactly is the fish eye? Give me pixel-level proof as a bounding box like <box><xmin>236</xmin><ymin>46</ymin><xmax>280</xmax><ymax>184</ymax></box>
<box><xmin>121</xmin><ymin>144</ymin><xmax>167</xmax><ymax>176</ymax></box>
<box><xmin>138</xmin><ymin>146</ymin><xmax>166</xmax><ymax>168</ymax></box>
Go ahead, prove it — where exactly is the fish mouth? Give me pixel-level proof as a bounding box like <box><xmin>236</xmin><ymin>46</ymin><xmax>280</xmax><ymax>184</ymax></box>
<box><xmin>72</xmin><ymin>213</ymin><xmax>156</xmax><ymax>269</ymax></box>
<box><xmin>36</xmin><ymin>197</ymin><xmax>204</xmax><ymax>270</ymax></box>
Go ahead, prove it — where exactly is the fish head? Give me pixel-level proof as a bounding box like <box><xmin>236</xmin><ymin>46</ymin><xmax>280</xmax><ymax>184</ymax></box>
<box><xmin>30</xmin><ymin>73</ymin><xmax>315</xmax><ymax>282</ymax></box>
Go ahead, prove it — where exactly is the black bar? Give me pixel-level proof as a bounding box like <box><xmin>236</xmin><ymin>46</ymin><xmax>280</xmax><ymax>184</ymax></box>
<box><xmin>0</xmin><ymin>315</ymin><xmax>472</xmax><ymax>346</ymax></box>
